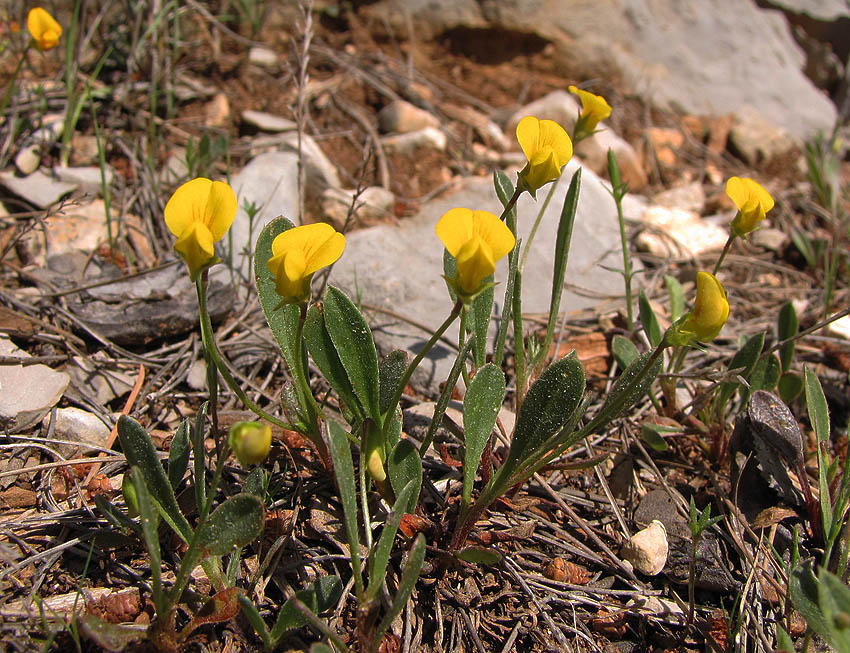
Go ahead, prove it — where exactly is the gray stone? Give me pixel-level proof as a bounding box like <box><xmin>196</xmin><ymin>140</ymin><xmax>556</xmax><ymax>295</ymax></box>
<box><xmin>242</xmin><ymin>110</ymin><xmax>296</xmax><ymax>133</ymax></box>
<box><xmin>43</xmin><ymin>407</ymin><xmax>111</xmax><ymax>457</ymax></box>
<box><xmin>636</xmin><ymin>206</ymin><xmax>727</xmax><ymax>258</ymax></box>
<box><xmin>363</xmin><ymin>0</ymin><xmax>836</xmax><ymax>139</ymax></box>
<box><xmin>729</xmin><ymin>105</ymin><xmax>798</xmax><ymax>165</ymax></box>
<box><xmin>321</xmin><ymin>186</ymin><xmax>396</xmax><ymax>230</ymax></box>
<box><xmin>17</xmin><ymin>199</ymin><xmax>112</xmax><ymax>266</ymax></box>
<box><xmin>750</xmin><ymin>227</ymin><xmax>788</xmax><ymax>252</ymax></box>
<box><xmin>378</xmin><ymin>100</ymin><xmax>440</xmax><ymax>134</ymax></box>
<box><xmin>621</xmin><ymin>520</ymin><xmax>668</xmax><ymax>576</ymax></box>
<box><xmin>228</xmin><ymin>151</ymin><xmax>301</xmax><ymax>287</ymax></box>
<box><xmin>249</xmin><ymin>132</ymin><xmax>341</xmax><ymax>190</ymax></box>
<box><xmin>66</xmin><ymin>354</ymin><xmax>134</xmax><ymax>406</ymax></box>
<box><xmin>54</xmin><ymin>166</ymin><xmax>114</xmax><ymax>196</ymax></box>
<box><xmin>15</xmin><ymin>144</ymin><xmax>41</xmax><ymax>175</ymax></box>
<box><xmin>381</xmin><ymin>127</ymin><xmax>447</xmax><ymax>155</ymax></box>
<box><xmin>576</xmin><ymin>128</ymin><xmax>647</xmax><ymax>191</ymax></box>
<box><xmin>0</xmin><ymin>170</ymin><xmax>76</xmax><ymax>209</ymax></box>
<box><xmin>651</xmin><ymin>182</ymin><xmax>706</xmax><ymax>213</ymax></box>
<box><xmin>0</xmin><ymin>336</ymin><xmax>69</xmax><ymax>432</ymax></box>
<box><xmin>328</xmin><ymin>159</ymin><xmax>630</xmax><ymax>394</ymax></box>
<box><xmin>505</xmin><ymin>90</ymin><xmax>580</xmax><ymax>140</ymax></box>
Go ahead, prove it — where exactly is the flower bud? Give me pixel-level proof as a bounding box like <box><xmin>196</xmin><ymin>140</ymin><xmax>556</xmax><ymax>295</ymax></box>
<box><xmin>228</xmin><ymin>421</ymin><xmax>272</xmax><ymax>467</ymax></box>
<box><xmin>665</xmin><ymin>272</ymin><xmax>729</xmax><ymax>346</ymax></box>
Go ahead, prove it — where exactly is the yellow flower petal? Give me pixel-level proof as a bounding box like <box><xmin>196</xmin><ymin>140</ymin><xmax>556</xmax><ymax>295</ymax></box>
<box><xmin>568</xmin><ymin>85</ymin><xmax>612</xmax><ymax>128</ymax></box>
<box><xmin>229</xmin><ymin>421</ymin><xmax>272</xmax><ymax>467</ymax></box>
<box><xmin>174</xmin><ymin>222</ymin><xmax>216</xmax><ymax>277</ymax></box>
<box><xmin>515</xmin><ymin>116</ymin><xmax>572</xmax><ymax>195</ymax></box>
<box><xmin>681</xmin><ymin>271</ymin><xmax>729</xmax><ymax>342</ymax></box>
<box><xmin>726</xmin><ymin>176</ymin><xmax>774</xmax><ymax>237</ymax></box>
<box><xmin>435</xmin><ymin>208</ymin><xmax>515</xmax><ymax>299</ymax></box>
<box><xmin>27</xmin><ymin>7</ymin><xmax>61</xmax><ymax>51</ymax></box>
<box><xmin>164</xmin><ymin>178</ymin><xmax>237</xmax><ymax>243</ymax></box>
<box><xmin>204</xmin><ymin>180</ymin><xmax>239</xmax><ymax>242</ymax></box>
<box><xmin>267</xmin><ymin>223</ymin><xmax>346</xmax><ymax>302</ymax></box>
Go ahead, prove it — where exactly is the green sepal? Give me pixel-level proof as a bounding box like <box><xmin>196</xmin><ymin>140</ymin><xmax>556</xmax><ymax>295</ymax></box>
<box><xmin>323</xmin><ymin>286</ymin><xmax>381</xmax><ymax>423</ymax></box>
<box><xmin>462</xmin><ymin>363</ymin><xmax>505</xmax><ymax>506</ymax></box>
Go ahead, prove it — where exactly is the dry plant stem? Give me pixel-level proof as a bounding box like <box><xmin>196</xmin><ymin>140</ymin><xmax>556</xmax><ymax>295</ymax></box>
<box><xmin>195</xmin><ymin>275</ymin><xmax>296</xmax><ymax>434</ymax></box>
<box><xmin>295</xmin><ymin>0</ymin><xmax>313</xmax><ymax>225</ymax></box>
<box><xmin>0</xmin><ymin>49</ymin><xmax>29</xmax><ymax>117</ymax></box>
<box><xmin>498</xmin><ymin>188</ymin><xmax>523</xmax><ymax>223</ymax></box>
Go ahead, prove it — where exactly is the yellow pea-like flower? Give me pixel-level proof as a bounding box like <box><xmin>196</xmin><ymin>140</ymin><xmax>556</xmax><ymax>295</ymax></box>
<box><xmin>568</xmin><ymin>85</ymin><xmax>612</xmax><ymax>140</ymax></box>
<box><xmin>229</xmin><ymin>421</ymin><xmax>272</xmax><ymax>467</ymax></box>
<box><xmin>667</xmin><ymin>272</ymin><xmax>730</xmax><ymax>345</ymax></box>
<box><xmin>516</xmin><ymin>116</ymin><xmax>573</xmax><ymax>197</ymax></box>
<box><xmin>266</xmin><ymin>223</ymin><xmax>346</xmax><ymax>303</ymax></box>
<box><xmin>435</xmin><ymin>208</ymin><xmax>515</xmax><ymax>299</ymax></box>
<box><xmin>27</xmin><ymin>7</ymin><xmax>61</xmax><ymax>51</ymax></box>
<box><xmin>164</xmin><ymin>178</ymin><xmax>237</xmax><ymax>280</ymax></box>
<box><xmin>726</xmin><ymin>176</ymin><xmax>774</xmax><ymax>238</ymax></box>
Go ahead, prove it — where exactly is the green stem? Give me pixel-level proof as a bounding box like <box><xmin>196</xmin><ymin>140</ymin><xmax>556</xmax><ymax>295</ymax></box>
<box><xmin>713</xmin><ymin>234</ymin><xmax>736</xmax><ymax>276</ymax></box>
<box><xmin>458</xmin><ymin>306</ymin><xmax>471</xmax><ymax>388</ymax></box>
<box><xmin>195</xmin><ymin>277</ymin><xmax>295</xmax><ymax>433</ymax></box>
<box><xmin>519</xmin><ymin>176</ymin><xmax>559</xmax><ymax>272</ymax></box>
<box><xmin>290</xmin><ymin>303</ymin><xmax>321</xmax><ymax>440</ymax></box>
<box><xmin>381</xmin><ymin>300</ymin><xmax>462</xmax><ymax>443</ymax></box>
<box><xmin>609</xmin><ymin>153</ymin><xmax>634</xmax><ymax>331</ymax></box>
<box><xmin>512</xmin><ymin>267</ymin><xmax>526</xmax><ymax>409</ymax></box>
<box><xmin>359</xmin><ymin>447</ymin><xmax>373</xmax><ymax>550</ymax></box>
<box><xmin>0</xmin><ymin>47</ymin><xmax>29</xmax><ymax>117</ymax></box>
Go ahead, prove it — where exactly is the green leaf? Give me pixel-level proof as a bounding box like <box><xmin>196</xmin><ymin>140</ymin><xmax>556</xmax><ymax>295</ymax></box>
<box><xmin>778</xmin><ymin>302</ymin><xmax>798</xmax><ymax>373</ymax></box>
<box><xmin>237</xmin><ymin>595</ymin><xmax>272</xmax><ymax>648</ymax></box>
<box><xmin>168</xmin><ymin>419</ymin><xmax>191</xmax><ymax>491</ymax></box>
<box><xmin>375</xmin><ymin>533</ymin><xmax>426</xmax><ymax>642</ymax></box>
<box><xmin>718</xmin><ymin>332</ymin><xmax>765</xmax><ymax>408</ymax></box>
<box><xmin>455</xmin><ymin>546</ymin><xmax>503</xmax><ymax>565</ymax></box>
<box><xmin>129</xmin><ymin>467</ymin><xmax>165</xmax><ymax>617</ymax></box>
<box><xmin>326</xmin><ymin>421</ymin><xmax>361</xmax><ymax>586</ymax></box>
<box><xmin>323</xmin><ymin>286</ymin><xmax>381</xmax><ymax>422</ymax></box>
<box><xmin>197</xmin><ymin>494</ymin><xmax>265</xmax><ymax>559</ymax></box>
<box><xmin>269</xmin><ymin>575</ymin><xmax>343</xmax><ymax>642</ymax></box>
<box><xmin>117</xmin><ymin>415</ymin><xmax>191</xmax><ymax>540</ymax></box>
<box><xmin>442</xmin><ymin>248</ymin><xmax>459</xmax><ymax>303</ymax></box>
<box><xmin>819</xmin><ymin>567</ymin><xmax>850</xmax><ymax>650</ymax></box>
<box><xmin>664</xmin><ymin>275</ymin><xmax>685</xmax><ymax>322</ymax></box>
<box><xmin>494</xmin><ymin>170</ymin><xmax>516</xmax><ymax>217</ymax></box>
<box><xmin>749</xmin><ymin>354</ymin><xmax>781</xmax><ymax>394</ymax></box>
<box><xmin>611</xmin><ymin>335</ymin><xmax>639</xmax><ymax>371</ymax></box>
<box><xmin>778</xmin><ymin>372</ymin><xmax>804</xmax><ymax>404</ymax></box>
<box><xmin>470</xmin><ymin>279</ymin><xmax>494</xmax><ymax>368</ymax></box>
<box><xmin>254</xmin><ymin>217</ymin><xmax>302</xmax><ymax>364</ymax></box>
<box><xmin>639</xmin><ymin>290</ymin><xmax>662</xmax><ymax>348</ymax></box>
<box><xmin>420</xmin><ymin>337</ymin><xmax>474</xmax><ymax>455</ymax></box>
<box><xmin>805</xmin><ymin>367</ymin><xmax>832</xmax><ymax>532</ymax></box>
<box><xmin>593</xmin><ymin>350</ymin><xmax>661</xmax><ymax>429</ymax></box>
<box><xmin>93</xmin><ymin>493</ymin><xmax>138</xmax><ymax>535</ymax></box>
<box><xmin>499</xmin><ymin>354</ymin><xmax>585</xmax><ymax>482</ymax></box>
<box><xmin>80</xmin><ymin>615</ymin><xmax>146</xmax><ymax>652</ymax></box>
<box><xmin>304</xmin><ymin>304</ymin><xmax>364</xmax><ymax>424</ymax></box>
<box><xmin>243</xmin><ymin>467</ymin><xmax>267</xmax><ymax>499</ymax></box>
<box><xmin>641</xmin><ymin>422</ymin><xmax>677</xmax><ymax>452</ymax></box>
<box><xmin>367</xmin><ymin>479</ymin><xmax>418</xmax><ymax>601</ymax></box>
<box><xmin>379</xmin><ymin>350</ymin><xmax>408</xmax><ymax>416</ymax></box>
<box><xmin>387</xmin><ymin>439</ymin><xmax>422</xmax><ymax>515</ymax></box>
<box><xmin>790</xmin><ymin>560</ymin><xmax>831</xmax><ymax>645</ymax></box>
<box><xmin>774</xmin><ymin>624</ymin><xmax>794</xmax><ymax>652</ymax></box>
<box><xmin>545</xmin><ymin>170</ymin><xmax>580</xmax><ymax>346</ymax></box>
<box><xmin>462</xmin><ymin>364</ymin><xmax>505</xmax><ymax>505</ymax></box>
<box><xmin>310</xmin><ymin>645</ymin><xmax>334</xmax><ymax>653</ymax></box>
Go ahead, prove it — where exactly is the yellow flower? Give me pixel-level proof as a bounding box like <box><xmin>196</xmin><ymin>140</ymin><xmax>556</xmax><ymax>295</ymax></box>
<box><xmin>164</xmin><ymin>178</ymin><xmax>237</xmax><ymax>280</ymax></box>
<box><xmin>435</xmin><ymin>208</ymin><xmax>515</xmax><ymax>299</ymax></box>
<box><xmin>266</xmin><ymin>223</ymin><xmax>346</xmax><ymax>303</ymax></box>
<box><xmin>27</xmin><ymin>7</ymin><xmax>61</xmax><ymax>51</ymax></box>
<box><xmin>726</xmin><ymin>176</ymin><xmax>774</xmax><ymax>238</ymax></box>
<box><xmin>229</xmin><ymin>421</ymin><xmax>272</xmax><ymax>467</ymax></box>
<box><xmin>516</xmin><ymin>116</ymin><xmax>573</xmax><ymax>197</ymax></box>
<box><xmin>667</xmin><ymin>272</ymin><xmax>729</xmax><ymax>345</ymax></box>
<box><xmin>568</xmin><ymin>85</ymin><xmax>612</xmax><ymax>140</ymax></box>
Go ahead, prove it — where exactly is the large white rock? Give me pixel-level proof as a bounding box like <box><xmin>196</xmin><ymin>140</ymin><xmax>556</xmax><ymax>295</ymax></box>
<box><xmin>0</xmin><ymin>336</ymin><xmax>69</xmax><ymax>432</ymax></box>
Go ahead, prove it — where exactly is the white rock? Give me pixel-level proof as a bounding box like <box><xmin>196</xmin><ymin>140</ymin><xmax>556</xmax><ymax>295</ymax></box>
<box><xmin>750</xmin><ymin>227</ymin><xmax>787</xmax><ymax>252</ymax></box>
<box><xmin>18</xmin><ymin>199</ymin><xmax>113</xmax><ymax>266</ymax></box>
<box><xmin>248</xmin><ymin>46</ymin><xmax>280</xmax><ymax>68</ymax></box>
<box><xmin>576</xmin><ymin>128</ymin><xmax>647</xmax><ymax>191</ymax></box>
<box><xmin>0</xmin><ymin>170</ymin><xmax>76</xmax><ymax>209</ymax></box>
<box><xmin>15</xmin><ymin>144</ymin><xmax>41</xmax><ymax>175</ymax></box>
<box><xmin>43</xmin><ymin>407</ymin><xmax>112</xmax><ymax>457</ymax></box>
<box><xmin>621</xmin><ymin>520</ymin><xmax>668</xmax><ymax>576</ymax></box>
<box><xmin>249</xmin><ymin>132</ymin><xmax>341</xmax><ymax>190</ymax></box>
<box><xmin>66</xmin><ymin>354</ymin><xmax>134</xmax><ymax>406</ymax></box>
<box><xmin>636</xmin><ymin>206</ymin><xmax>728</xmax><ymax>258</ymax></box>
<box><xmin>377</xmin><ymin>100</ymin><xmax>440</xmax><ymax>134</ymax></box>
<box><xmin>186</xmin><ymin>358</ymin><xmax>208</xmax><ymax>391</ymax></box>
<box><xmin>242</xmin><ymin>110</ymin><xmax>297</xmax><ymax>133</ymax></box>
<box><xmin>825</xmin><ymin>315</ymin><xmax>850</xmax><ymax>341</ymax></box>
<box><xmin>505</xmin><ymin>90</ymin><xmax>580</xmax><ymax>139</ymax></box>
<box><xmin>381</xmin><ymin>127</ymin><xmax>447</xmax><ymax>155</ymax></box>
<box><xmin>54</xmin><ymin>166</ymin><xmax>114</xmax><ymax>196</ymax></box>
<box><xmin>627</xmin><ymin>595</ymin><xmax>685</xmax><ymax>623</ymax></box>
<box><xmin>0</xmin><ymin>336</ymin><xmax>69</xmax><ymax>432</ymax></box>
<box><xmin>322</xmin><ymin>186</ymin><xmax>395</xmax><ymax>230</ymax></box>
<box><xmin>651</xmin><ymin>182</ymin><xmax>706</xmax><ymax>213</ymax></box>
<box><xmin>730</xmin><ymin>105</ymin><xmax>798</xmax><ymax>165</ymax></box>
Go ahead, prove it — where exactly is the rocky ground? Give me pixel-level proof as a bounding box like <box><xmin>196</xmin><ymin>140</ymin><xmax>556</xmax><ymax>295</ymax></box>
<box><xmin>0</xmin><ymin>1</ymin><xmax>849</xmax><ymax>651</ymax></box>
